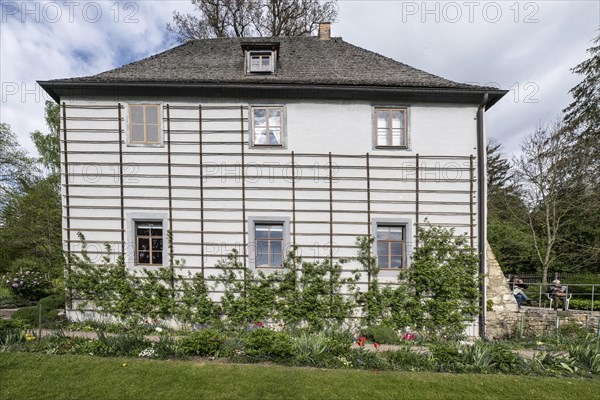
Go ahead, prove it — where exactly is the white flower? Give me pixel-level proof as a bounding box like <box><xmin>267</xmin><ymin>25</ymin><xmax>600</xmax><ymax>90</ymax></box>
<box><xmin>155</xmin><ymin>327</ymin><xmax>163</xmax><ymax>333</ymax></box>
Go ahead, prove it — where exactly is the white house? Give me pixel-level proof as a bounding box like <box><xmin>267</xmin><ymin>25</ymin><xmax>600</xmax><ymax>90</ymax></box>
<box><xmin>39</xmin><ymin>24</ymin><xmax>506</xmax><ymax>335</ymax></box>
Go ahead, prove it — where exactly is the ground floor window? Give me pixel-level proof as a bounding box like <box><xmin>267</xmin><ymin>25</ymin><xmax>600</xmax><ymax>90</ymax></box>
<box><xmin>376</xmin><ymin>224</ymin><xmax>406</xmax><ymax>269</ymax></box>
<box><xmin>135</xmin><ymin>221</ymin><xmax>163</xmax><ymax>265</ymax></box>
<box><xmin>255</xmin><ymin>223</ymin><xmax>284</xmax><ymax>268</ymax></box>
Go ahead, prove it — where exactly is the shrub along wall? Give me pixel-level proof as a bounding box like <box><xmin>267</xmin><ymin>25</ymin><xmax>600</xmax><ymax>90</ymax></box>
<box><xmin>66</xmin><ymin>225</ymin><xmax>480</xmax><ymax>339</ymax></box>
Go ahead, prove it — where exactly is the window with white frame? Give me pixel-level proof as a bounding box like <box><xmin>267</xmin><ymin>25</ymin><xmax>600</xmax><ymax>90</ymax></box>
<box><xmin>129</xmin><ymin>104</ymin><xmax>161</xmax><ymax>145</ymax></box>
<box><xmin>247</xmin><ymin>51</ymin><xmax>275</xmax><ymax>73</ymax></box>
<box><xmin>374</xmin><ymin>108</ymin><xmax>407</xmax><ymax>147</ymax></box>
<box><xmin>135</xmin><ymin>221</ymin><xmax>163</xmax><ymax>265</ymax></box>
<box><xmin>252</xmin><ymin>106</ymin><xmax>283</xmax><ymax>146</ymax></box>
<box><xmin>376</xmin><ymin>225</ymin><xmax>406</xmax><ymax>269</ymax></box>
<box><xmin>255</xmin><ymin>223</ymin><xmax>284</xmax><ymax>268</ymax></box>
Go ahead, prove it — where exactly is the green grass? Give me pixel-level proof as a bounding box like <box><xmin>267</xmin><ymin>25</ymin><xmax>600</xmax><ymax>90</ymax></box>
<box><xmin>1</xmin><ymin>353</ymin><xmax>598</xmax><ymax>400</ymax></box>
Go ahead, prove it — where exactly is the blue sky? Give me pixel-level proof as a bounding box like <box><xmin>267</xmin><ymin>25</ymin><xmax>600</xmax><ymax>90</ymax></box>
<box><xmin>1</xmin><ymin>0</ymin><xmax>598</xmax><ymax>158</ymax></box>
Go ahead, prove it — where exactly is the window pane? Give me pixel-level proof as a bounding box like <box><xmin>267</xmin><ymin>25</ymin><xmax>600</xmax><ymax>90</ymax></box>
<box><xmin>268</xmin><ymin>128</ymin><xmax>281</xmax><ymax>145</ymax></box>
<box><xmin>391</xmin><ymin>256</ymin><xmax>403</xmax><ymax>269</ymax></box>
<box><xmin>150</xmin><ymin>227</ymin><xmax>162</xmax><ymax>236</ymax></box>
<box><xmin>138</xmin><ymin>252</ymin><xmax>149</xmax><ymax>264</ymax></box>
<box><xmin>251</xmin><ymin>57</ymin><xmax>260</xmax><ymax>71</ymax></box>
<box><xmin>256</xmin><ymin>240</ymin><xmax>269</xmax><ymax>266</ymax></box>
<box><xmin>137</xmin><ymin>226</ymin><xmax>150</xmax><ymax>236</ymax></box>
<box><xmin>376</xmin><ymin>241</ymin><xmax>388</xmax><ymax>256</ymax></box>
<box><xmin>261</xmin><ymin>56</ymin><xmax>271</xmax><ymax>71</ymax></box>
<box><xmin>271</xmin><ymin>240</ymin><xmax>282</xmax><ymax>266</ymax></box>
<box><xmin>254</xmin><ymin>128</ymin><xmax>267</xmax><ymax>144</ymax></box>
<box><xmin>138</xmin><ymin>238</ymin><xmax>149</xmax><ymax>250</ymax></box>
<box><xmin>146</xmin><ymin>106</ymin><xmax>159</xmax><ymax>124</ymax></box>
<box><xmin>146</xmin><ymin>124</ymin><xmax>159</xmax><ymax>143</ymax></box>
<box><xmin>392</xmin><ymin>111</ymin><xmax>404</xmax><ymax>129</ymax></box>
<box><xmin>390</xmin><ymin>241</ymin><xmax>403</xmax><ymax>256</ymax></box>
<box><xmin>268</xmin><ymin>109</ymin><xmax>281</xmax><ymax>126</ymax></box>
<box><xmin>130</xmin><ymin>106</ymin><xmax>144</xmax><ymax>124</ymax></box>
<box><xmin>389</xmin><ymin>227</ymin><xmax>404</xmax><ymax>240</ymax></box>
<box><xmin>377</xmin><ymin>111</ymin><xmax>389</xmax><ymax>128</ymax></box>
<box><xmin>392</xmin><ymin>132</ymin><xmax>403</xmax><ymax>146</ymax></box>
<box><xmin>131</xmin><ymin>124</ymin><xmax>144</xmax><ymax>142</ymax></box>
<box><xmin>376</xmin><ymin>227</ymin><xmax>390</xmax><ymax>240</ymax></box>
<box><xmin>253</xmin><ymin>109</ymin><xmax>266</xmax><ymax>126</ymax></box>
<box><xmin>152</xmin><ymin>251</ymin><xmax>163</xmax><ymax>265</ymax></box>
<box><xmin>377</xmin><ymin>129</ymin><xmax>389</xmax><ymax>145</ymax></box>
<box><xmin>255</xmin><ymin>225</ymin><xmax>269</xmax><ymax>239</ymax></box>
<box><xmin>152</xmin><ymin>238</ymin><xmax>163</xmax><ymax>251</ymax></box>
<box><xmin>269</xmin><ymin>225</ymin><xmax>283</xmax><ymax>239</ymax></box>
<box><xmin>378</xmin><ymin>256</ymin><xmax>389</xmax><ymax>269</ymax></box>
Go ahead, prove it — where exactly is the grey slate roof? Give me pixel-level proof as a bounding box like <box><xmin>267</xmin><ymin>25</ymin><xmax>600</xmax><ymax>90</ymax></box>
<box><xmin>46</xmin><ymin>36</ymin><xmax>495</xmax><ymax>91</ymax></box>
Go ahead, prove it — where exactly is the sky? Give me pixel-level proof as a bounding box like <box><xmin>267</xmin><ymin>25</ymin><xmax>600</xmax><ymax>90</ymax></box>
<box><xmin>1</xmin><ymin>0</ymin><xmax>598</xmax><ymax>159</ymax></box>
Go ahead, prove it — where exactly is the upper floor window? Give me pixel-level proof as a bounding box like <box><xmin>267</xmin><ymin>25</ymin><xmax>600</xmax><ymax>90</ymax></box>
<box><xmin>376</xmin><ymin>225</ymin><xmax>406</xmax><ymax>269</ymax></box>
<box><xmin>375</xmin><ymin>108</ymin><xmax>407</xmax><ymax>147</ymax></box>
<box><xmin>252</xmin><ymin>106</ymin><xmax>283</xmax><ymax>146</ymax></box>
<box><xmin>129</xmin><ymin>104</ymin><xmax>161</xmax><ymax>145</ymax></box>
<box><xmin>255</xmin><ymin>223</ymin><xmax>284</xmax><ymax>268</ymax></box>
<box><xmin>135</xmin><ymin>221</ymin><xmax>163</xmax><ymax>266</ymax></box>
<box><xmin>247</xmin><ymin>51</ymin><xmax>275</xmax><ymax>73</ymax></box>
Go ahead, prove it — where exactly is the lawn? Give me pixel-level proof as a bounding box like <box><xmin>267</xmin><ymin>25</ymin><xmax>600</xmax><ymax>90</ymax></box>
<box><xmin>1</xmin><ymin>353</ymin><xmax>598</xmax><ymax>400</ymax></box>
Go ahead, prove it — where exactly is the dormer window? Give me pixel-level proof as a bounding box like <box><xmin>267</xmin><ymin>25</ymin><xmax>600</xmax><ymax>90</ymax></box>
<box><xmin>248</xmin><ymin>51</ymin><xmax>274</xmax><ymax>73</ymax></box>
<box><xmin>242</xmin><ymin>42</ymin><xmax>279</xmax><ymax>74</ymax></box>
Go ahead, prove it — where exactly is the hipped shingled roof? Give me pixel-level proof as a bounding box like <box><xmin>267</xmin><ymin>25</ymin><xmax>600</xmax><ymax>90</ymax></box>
<box><xmin>39</xmin><ymin>36</ymin><xmax>507</xmax><ymax>108</ymax></box>
<box><xmin>45</xmin><ymin>36</ymin><xmax>495</xmax><ymax>90</ymax></box>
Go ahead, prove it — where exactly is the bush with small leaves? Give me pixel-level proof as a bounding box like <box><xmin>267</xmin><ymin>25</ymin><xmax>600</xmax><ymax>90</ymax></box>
<box><xmin>178</xmin><ymin>328</ymin><xmax>223</xmax><ymax>356</ymax></box>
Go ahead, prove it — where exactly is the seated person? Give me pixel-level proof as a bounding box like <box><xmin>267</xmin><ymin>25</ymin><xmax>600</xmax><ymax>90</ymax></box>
<box><xmin>509</xmin><ymin>276</ymin><xmax>531</xmax><ymax>307</ymax></box>
<box><xmin>546</xmin><ymin>279</ymin><xmax>567</xmax><ymax>310</ymax></box>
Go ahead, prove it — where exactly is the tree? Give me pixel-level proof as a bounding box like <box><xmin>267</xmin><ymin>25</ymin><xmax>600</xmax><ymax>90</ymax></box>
<box><xmin>30</xmin><ymin>101</ymin><xmax>60</xmax><ymax>174</ymax></box>
<box><xmin>563</xmin><ymin>32</ymin><xmax>600</xmax><ymax>156</ymax></box>
<box><xmin>167</xmin><ymin>0</ymin><xmax>338</xmax><ymax>42</ymax></box>
<box><xmin>513</xmin><ymin>121</ymin><xmax>582</xmax><ymax>282</ymax></box>
<box><xmin>486</xmin><ymin>141</ymin><xmax>536</xmax><ymax>274</ymax></box>
<box><xmin>0</xmin><ymin>101</ymin><xmax>63</xmax><ymax>278</ymax></box>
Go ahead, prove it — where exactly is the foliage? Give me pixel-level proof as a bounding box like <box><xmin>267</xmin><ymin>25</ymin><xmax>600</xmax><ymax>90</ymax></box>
<box><xmin>179</xmin><ymin>328</ymin><xmax>223</xmax><ymax>356</ymax></box>
<box><xmin>66</xmin><ymin>236</ymin><xmax>217</xmax><ymax>325</ymax></box>
<box><xmin>361</xmin><ymin>325</ymin><xmax>400</xmax><ymax>345</ymax></box>
<box><xmin>404</xmin><ymin>224</ymin><xmax>479</xmax><ymax>339</ymax></box>
<box><xmin>30</xmin><ymin>101</ymin><xmax>61</xmax><ymax>173</ymax></box>
<box><xmin>11</xmin><ymin>306</ymin><xmax>59</xmax><ymax>327</ymax></box>
<box><xmin>569</xmin><ymin>342</ymin><xmax>600</xmax><ymax>374</ymax></box>
<box><xmin>168</xmin><ymin>0</ymin><xmax>338</xmax><ymax>41</ymax></box>
<box><xmin>39</xmin><ymin>293</ymin><xmax>65</xmax><ymax>310</ymax></box>
<box><xmin>292</xmin><ymin>331</ymin><xmax>329</xmax><ymax>365</ymax></box>
<box><xmin>242</xmin><ymin>328</ymin><xmax>293</xmax><ymax>360</ymax></box>
<box><xmin>1</xmin><ymin>270</ymin><xmax>52</xmax><ymax>301</ymax></box>
<box><xmin>567</xmin><ymin>299</ymin><xmax>599</xmax><ymax>311</ymax></box>
<box><xmin>213</xmin><ymin>248</ymin><xmax>357</xmax><ymax>331</ymax></box>
<box><xmin>0</xmin><ymin>286</ymin><xmax>30</xmax><ymax>308</ymax></box>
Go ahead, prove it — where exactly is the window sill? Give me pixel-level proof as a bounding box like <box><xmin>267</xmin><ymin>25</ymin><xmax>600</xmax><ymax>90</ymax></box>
<box><xmin>374</xmin><ymin>146</ymin><xmax>409</xmax><ymax>150</ymax></box>
<box><xmin>127</xmin><ymin>143</ymin><xmax>165</xmax><ymax>148</ymax></box>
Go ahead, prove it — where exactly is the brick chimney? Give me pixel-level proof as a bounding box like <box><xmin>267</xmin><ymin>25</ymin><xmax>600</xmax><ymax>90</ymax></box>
<box><xmin>318</xmin><ymin>22</ymin><xmax>331</xmax><ymax>40</ymax></box>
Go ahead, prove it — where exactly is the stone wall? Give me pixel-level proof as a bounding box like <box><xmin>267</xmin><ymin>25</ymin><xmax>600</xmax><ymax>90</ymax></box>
<box><xmin>485</xmin><ymin>243</ymin><xmax>520</xmax><ymax>339</ymax></box>
<box><xmin>514</xmin><ymin>308</ymin><xmax>600</xmax><ymax>337</ymax></box>
<box><xmin>484</xmin><ymin>243</ymin><xmax>600</xmax><ymax>338</ymax></box>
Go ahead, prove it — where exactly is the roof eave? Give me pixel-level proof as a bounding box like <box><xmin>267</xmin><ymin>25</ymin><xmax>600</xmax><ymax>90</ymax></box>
<box><xmin>38</xmin><ymin>80</ymin><xmax>507</xmax><ymax>108</ymax></box>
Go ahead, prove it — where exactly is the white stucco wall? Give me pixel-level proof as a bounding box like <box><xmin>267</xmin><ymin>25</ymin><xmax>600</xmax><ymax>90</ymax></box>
<box><xmin>61</xmin><ymin>97</ymin><xmax>480</xmax><ymax>292</ymax></box>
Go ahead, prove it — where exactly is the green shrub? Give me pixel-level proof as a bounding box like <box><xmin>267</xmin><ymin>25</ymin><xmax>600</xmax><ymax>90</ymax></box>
<box><xmin>323</xmin><ymin>328</ymin><xmax>353</xmax><ymax>356</ymax></box>
<box><xmin>11</xmin><ymin>306</ymin><xmax>58</xmax><ymax>327</ymax></box>
<box><xmin>568</xmin><ymin>299</ymin><xmax>599</xmax><ymax>311</ymax></box>
<box><xmin>346</xmin><ymin>348</ymin><xmax>390</xmax><ymax>370</ymax></box>
<box><xmin>95</xmin><ymin>332</ymin><xmax>149</xmax><ymax>357</ymax></box>
<box><xmin>488</xmin><ymin>342</ymin><xmax>526</xmax><ymax>373</ymax></box>
<box><xmin>292</xmin><ymin>332</ymin><xmax>329</xmax><ymax>365</ymax></box>
<box><xmin>39</xmin><ymin>293</ymin><xmax>65</xmax><ymax>310</ymax></box>
<box><xmin>384</xmin><ymin>348</ymin><xmax>434</xmax><ymax>371</ymax></box>
<box><xmin>569</xmin><ymin>342</ymin><xmax>600</xmax><ymax>374</ymax></box>
<box><xmin>243</xmin><ymin>328</ymin><xmax>293</xmax><ymax>360</ymax></box>
<box><xmin>559</xmin><ymin>322</ymin><xmax>592</xmax><ymax>339</ymax></box>
<box><xmin>179</xmin><ymin>329</ymin><xmax>223</xmax><ymax>356</ymax></box>
<box><xmin>1</xmin><ymin>270</ymin><xmax>53</xmax><ymax>301</ymax></box>
<box><xmin>361</xmin><ymin>325</ymin><xmax>400</xmax><ymax>344</ymax></box>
